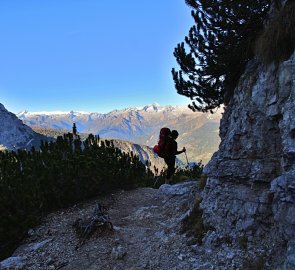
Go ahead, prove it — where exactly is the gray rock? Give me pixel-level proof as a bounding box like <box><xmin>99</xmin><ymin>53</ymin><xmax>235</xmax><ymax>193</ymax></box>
<box><xmin>26</xmin><ymin>239</ymin><xmax>52</xmax><ymax>252</ymax></box>
<box><xmin>201</xmin><ymin>25</ymin><xmax>295</xmax><ymax>268</ymax></box>
<box><xmin>0</xmin><ymin>256</ymin><xmax>25</xmax><ymax>269</ymax></box>
<box><xmin>286</xmin><ymin>241</ymin><xmax>295</xmax><ymax>270</ymax></box>
<box><xmin>111</xmin><ymin>246</ymin><xmax>127</xmax><ymax>260</ymax></box>
<box><xmin>159</xmin><ymin>181</ymin><xmax>197</xmax><ymax>196</ymax></box>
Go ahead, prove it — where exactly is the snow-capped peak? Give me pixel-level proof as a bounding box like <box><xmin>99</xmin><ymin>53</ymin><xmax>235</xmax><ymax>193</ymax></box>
<box><xmin>142</xmin><ymin>103</ymin><xmax>162</xmax><ymax>112</ymax></box>
<box><xmin>17</xmin><ymin>110</ymin><xmax>92</xmax><ymax>117</ymax></box>
<box><xmin>16</xmin><ymin>104</ymin><xmax>193</xmax><ymax>119</ymax></box>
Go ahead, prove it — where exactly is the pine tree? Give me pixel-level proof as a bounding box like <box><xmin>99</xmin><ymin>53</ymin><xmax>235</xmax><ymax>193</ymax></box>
<box><xmin>172</xmin><ymin>0</ymin><xmax>271</xmax><ymax>113</ymax></box>
<box><xmin>72</xmin><ymin>123</ymin><xmax>77</xmax><ymax>136</ymax></box>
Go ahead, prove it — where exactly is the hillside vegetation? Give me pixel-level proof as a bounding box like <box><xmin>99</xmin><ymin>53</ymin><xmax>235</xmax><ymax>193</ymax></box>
<box><xmin>0</xmin><ymin>133</ymin><xmax>154</xmax><ymax>259</ymax></box>
<box><xmin>0</xmin><ymin>132</ymin><xmax>203</xmax><ymax>260</ymax></box>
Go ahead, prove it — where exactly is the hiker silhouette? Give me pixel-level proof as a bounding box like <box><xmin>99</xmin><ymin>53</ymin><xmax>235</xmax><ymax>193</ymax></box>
<box><xmin>164</xmin><ymin>130</ymin><xmax>186</xmax><ymax>183</ymax></box>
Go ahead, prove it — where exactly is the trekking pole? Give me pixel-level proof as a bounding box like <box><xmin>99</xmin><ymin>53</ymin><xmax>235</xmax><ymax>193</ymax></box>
<box><xmin>184</xmin><ymin>151</ymin><xmax>189</xmax><ymax>165</ymax></box>
<box><xmin>184</xmin><ymin>151</ymin><xmax>193</xmax><ymax>181</ymax></box>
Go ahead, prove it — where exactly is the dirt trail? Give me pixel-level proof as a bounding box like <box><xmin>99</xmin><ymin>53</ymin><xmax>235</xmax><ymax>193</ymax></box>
<box><xmin>7</xmin><ymin>181</ymin><xmax>212</xmax><ymax>270</ymax></box>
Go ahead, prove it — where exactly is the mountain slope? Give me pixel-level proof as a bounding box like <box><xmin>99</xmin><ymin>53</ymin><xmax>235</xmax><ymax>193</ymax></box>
<box><xmin>0</xmin><ymin>103</ymin><xmax>50</xmax><ymax>151</ymax></box>
<box><xmin>17</xmin><ymin>104</ymin><xmax>222</xmax><ymax>163</ymax></box>
<box><xmin>110</xmin><ymin>139</ymin><xmax>167</xmax><ymax>173</ymax></box>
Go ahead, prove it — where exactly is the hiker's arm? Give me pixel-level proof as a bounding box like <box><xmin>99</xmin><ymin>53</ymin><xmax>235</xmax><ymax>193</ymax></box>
<box><xmin>176</xmin><ymin>147</ymin><xmax>186</xmax><ymax>155</ymax></box>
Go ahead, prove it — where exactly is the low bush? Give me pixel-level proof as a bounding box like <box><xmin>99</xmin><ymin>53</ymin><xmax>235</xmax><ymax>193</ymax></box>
<box><xmin>0</xmin><ymin>133</ymin><xmax>153</xmax><ymax>259</ymax></box>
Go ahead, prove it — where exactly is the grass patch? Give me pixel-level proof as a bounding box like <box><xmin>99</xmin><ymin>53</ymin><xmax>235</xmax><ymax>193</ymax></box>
<box><xmin>198</xmin><ymin>174</ymin><xmax>208</xmax><ymax>190</ymax></box>
<box><xmin>181</xmin><ymin>196</ymin><xmax>207</xmax><ymax>244</ymax></box>
<box><xmin>255</xmin><ymin>1</ymin><xmax>295</xmax><ymax>64</ymax></box>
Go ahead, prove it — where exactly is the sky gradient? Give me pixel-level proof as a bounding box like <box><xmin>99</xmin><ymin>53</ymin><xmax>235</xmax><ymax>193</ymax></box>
<box><xmin>0</xmin><ymin>0</ymin><xmax>194</xmax><ymax>113</ymax></box>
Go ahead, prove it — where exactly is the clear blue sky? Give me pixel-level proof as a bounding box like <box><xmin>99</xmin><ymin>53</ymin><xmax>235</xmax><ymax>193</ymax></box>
<box><xmin>0</xmin><ymin>0</ymin><xmax>194</xmax><ymax>113</ymax></box>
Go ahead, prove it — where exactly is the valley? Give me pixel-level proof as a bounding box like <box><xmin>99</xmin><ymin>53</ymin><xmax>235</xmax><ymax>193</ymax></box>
<box><xmin>18</xmin><ymin>104</ymin><xmax>222</xmax><ymax>164</ymax></box>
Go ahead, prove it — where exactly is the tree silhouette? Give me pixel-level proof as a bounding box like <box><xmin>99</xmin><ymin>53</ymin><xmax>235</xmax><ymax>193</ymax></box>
<box><xmin>172</xmin><ymin>0</ymin><xmax>271</xmax><ymax>113</ymax></box>
<box><xmin>72</xmin><ymin>123</ymin><xmax>77</xmax><ymax>136</ymax></box>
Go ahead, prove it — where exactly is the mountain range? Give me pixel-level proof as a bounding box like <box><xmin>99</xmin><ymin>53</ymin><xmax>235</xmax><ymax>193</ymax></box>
<box><xmin>17</xmin><ymin>104</ymin><xmax>222</xmax><ymax>164</ymax></box>
<box><xmin>0</xmin><ymin>103</ymin><xmax>175</xmax><ymax>172</ymax></box>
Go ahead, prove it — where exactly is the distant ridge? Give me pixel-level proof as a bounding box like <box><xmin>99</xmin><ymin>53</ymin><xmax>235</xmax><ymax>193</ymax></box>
<box><xmin>17</xmin><ymin>103</ymin><xmax>187</xmax><ymax>117</ymax></box>
<box><xmin>17</xmin><ymin>104</ymin><xmax>222</xmax><ymax>163</ymax></box>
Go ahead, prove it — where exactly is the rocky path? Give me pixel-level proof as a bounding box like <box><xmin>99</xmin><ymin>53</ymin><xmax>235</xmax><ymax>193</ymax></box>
<box><xmin>2</xmin><ymin>181</ymin><xmax>218</xmax><ymax>270</ymax></box>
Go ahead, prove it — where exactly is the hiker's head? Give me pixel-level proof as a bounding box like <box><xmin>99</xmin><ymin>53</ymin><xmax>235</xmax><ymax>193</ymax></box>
<box><xmin>171</xmin><ymin>130</ymin><xmax>179</xmax><ymax>139</ymax></box>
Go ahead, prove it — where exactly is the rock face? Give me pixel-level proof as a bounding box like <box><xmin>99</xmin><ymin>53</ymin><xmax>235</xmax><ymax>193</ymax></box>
<box><xmin>201</xmin><ymin>46</ymin><xmax>294</xmax><ymax>266</ymax></box>
<box><xmin>0</xmin><ymin>103</ymin><xmax>50</xmax><ymax>151</ymax></box>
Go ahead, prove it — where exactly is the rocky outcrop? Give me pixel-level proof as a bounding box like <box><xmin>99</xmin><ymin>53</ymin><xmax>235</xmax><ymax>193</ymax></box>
<box><xmin>201</xmin><ymin>34</ymin><xmax>294</xmax><ymax>269</ymax></box>
<box><xmin>0</xmin><ymin>103</ymin><xmax>50</xmax><ymax>151</ymax></box>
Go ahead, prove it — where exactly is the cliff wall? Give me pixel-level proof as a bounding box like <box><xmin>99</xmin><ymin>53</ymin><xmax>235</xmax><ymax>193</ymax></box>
<box><xmin>201</xmin><ymin>27</ymin><xmax>294</xmax><ymax>269</ymax></box>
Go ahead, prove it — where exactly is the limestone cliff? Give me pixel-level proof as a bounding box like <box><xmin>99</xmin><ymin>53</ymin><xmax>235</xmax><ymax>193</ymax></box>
<box><xmin>201</xmin><ymin>14</ymin><xmax>295</xmax><ymax>269</ymax></box>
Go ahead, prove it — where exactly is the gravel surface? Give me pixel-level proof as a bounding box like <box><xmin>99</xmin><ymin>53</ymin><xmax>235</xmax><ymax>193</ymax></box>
<box><xmin>1</xmin><ymin>181</ymin><xmax>270</xmax><ymax>270</ymax></box>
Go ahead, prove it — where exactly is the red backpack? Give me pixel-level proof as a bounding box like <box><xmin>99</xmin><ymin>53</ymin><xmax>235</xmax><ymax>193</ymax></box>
<box><xmin>153</xmin><ymin>127</ymin><xmax>171</xmax><ymax>158</ymax></box>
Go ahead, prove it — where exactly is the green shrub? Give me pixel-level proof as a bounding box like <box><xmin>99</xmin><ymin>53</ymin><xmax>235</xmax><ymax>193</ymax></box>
<box><xmin>0</xmin><ymin>133</ymin><xmax>153</xmax><ymax>259</ymax></box>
